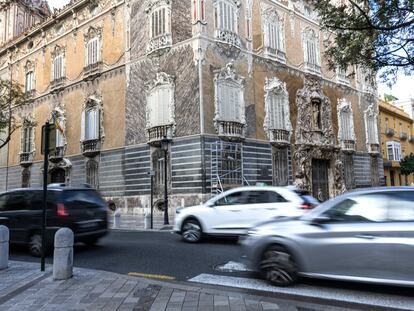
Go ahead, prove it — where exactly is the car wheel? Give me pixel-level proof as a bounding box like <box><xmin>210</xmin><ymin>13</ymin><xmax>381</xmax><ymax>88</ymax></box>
<box><xmin>260</xmin><ymin>245</ymin><xmax>298</xmax><ymax>286</ymax></box>
<box><xmin>28</xmin><ymin>233</ymin><xmax>42</xmax><ymax>257</ymax></box>
<box><xmin>181</xmin><ymin>219</ymin><xmax>202</xmax><ymax>243</ymax></box>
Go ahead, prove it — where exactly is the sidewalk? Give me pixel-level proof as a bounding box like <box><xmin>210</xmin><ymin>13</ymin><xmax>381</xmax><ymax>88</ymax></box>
<box><xmin>108</xmin><ymin>213</ymin><xmax>175</xmax><ymax>231</ymax></box>
<box><xmin>0</xmin><ymin>261</ymin><xmax>364</xmax><ymax>311</ymax></box>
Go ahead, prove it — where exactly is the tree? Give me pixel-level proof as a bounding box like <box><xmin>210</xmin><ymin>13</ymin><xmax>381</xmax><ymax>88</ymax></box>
<box><xmin>400</xmin><ymin>153</ymin><xmax>414</xmax><ymax>185</ymax></box>
<box><xmin>0</xmin><ymin>78</ymin><xmax>27</xmax><ymax>150</ymax></box>
<box><xmin>384</xmin><ymin>93</ymin><xmax>399</xmax><ymax>102</ymax></box>
<box><xmin>310</xmin><ymin>0</ymin><xmax>414</xmax><ymax>84</ymax></box>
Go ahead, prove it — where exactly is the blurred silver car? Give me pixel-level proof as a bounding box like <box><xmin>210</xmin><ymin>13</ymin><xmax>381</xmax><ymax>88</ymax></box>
<box><xmin>242</xmin><ymin>187</ymin><xmax>414</xmax><ymax>287</ymax></box>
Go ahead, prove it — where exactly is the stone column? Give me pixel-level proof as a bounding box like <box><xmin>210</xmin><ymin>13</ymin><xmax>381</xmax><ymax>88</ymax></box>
<box><xmin>53</xmin><ymin>228</ymin><xmax>73</xmax><ymax>280</ymax></box>
<box><xmin>0</xmin><ymin>225</ymin><xmax>9</xmax><ymax>270</ymax></box>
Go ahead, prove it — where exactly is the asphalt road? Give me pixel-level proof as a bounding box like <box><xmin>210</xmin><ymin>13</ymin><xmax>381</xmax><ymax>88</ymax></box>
<box><xmin>9</xmin><ymin>230</ymin><xmax>243</xmax><ymax>280</ymax></box>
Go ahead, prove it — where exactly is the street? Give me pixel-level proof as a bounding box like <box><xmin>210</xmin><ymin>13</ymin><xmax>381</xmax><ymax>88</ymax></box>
<box><xmin>9</xmin><ymin>230</ymin><xmax>414</xmax><ymax>310</ymax></box>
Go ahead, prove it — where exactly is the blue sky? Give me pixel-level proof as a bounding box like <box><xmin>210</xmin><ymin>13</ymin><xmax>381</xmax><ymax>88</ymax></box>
<box><xmin>47</xmin><ymin>0</ymin><xmax>413</xmax><ymax>100</ymax></box>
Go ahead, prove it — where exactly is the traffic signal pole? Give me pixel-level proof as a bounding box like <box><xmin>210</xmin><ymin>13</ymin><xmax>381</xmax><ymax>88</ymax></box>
<box><xmin>41</xmin><ymin>122</ymin><xmax>50</xmax><ymax>272</ymax></box>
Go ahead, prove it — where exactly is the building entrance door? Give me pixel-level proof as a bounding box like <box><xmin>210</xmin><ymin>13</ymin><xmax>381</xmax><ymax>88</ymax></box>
<box><xmin>50</xmin><ymin>168</ymin><xmax>65</xmax><ymax>183</ymax></box>
<box><xmin>312</xmin><ymin>159</ymin><xmax>329</xmax><ymax>202</ymax></box>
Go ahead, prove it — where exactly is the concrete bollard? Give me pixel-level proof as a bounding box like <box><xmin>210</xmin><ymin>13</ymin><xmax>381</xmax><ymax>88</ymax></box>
<box><xmin>144</xmin><ymin>209</ymin><xmax>151</xmax><ymax>229</ymax></box>
<box><xmin>0</xmin><ymin>225</ymin><xmax>9</xmax><ymax>270</ymax></box>
<box><xmin>53</xmin><ymin>228</ymin><xmax>73</xmax><ymax>280</ymax></box>
<box><xmin>114</xmin><ymin>209</ymin><xmax>121</xmax><ymax>228</ymax></box>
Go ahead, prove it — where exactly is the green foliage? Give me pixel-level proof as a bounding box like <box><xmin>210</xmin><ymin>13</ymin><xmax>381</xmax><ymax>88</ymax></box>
<box><xmin>310</xmin><ymin>0</ymin><xmax>414</xmax><ymax>84</ymax></box>
<box><xmin>0</xmin><ymin>78</ymin><xmax>27</xmax><ymax>149</ymax></box>
<box><xmin>400</xmin><ymin>153</ymin><xmax>414</xmax><ymax>176</ymax></box>
<box><xmin>384</xmin><ymin>93</ymin><xmax>399</xmax><ymax>102</ymax></box>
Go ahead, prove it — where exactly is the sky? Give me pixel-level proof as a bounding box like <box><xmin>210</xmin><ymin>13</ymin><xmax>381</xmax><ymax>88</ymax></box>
<box><xmin>47</xmin><ymin>0</ymin><xmax>413</xmax><ymax>101</ymax></box>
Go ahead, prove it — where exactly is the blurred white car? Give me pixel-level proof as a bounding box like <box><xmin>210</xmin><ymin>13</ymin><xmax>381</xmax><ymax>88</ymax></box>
<box><xmin>174</xmin><ymin>186</ymin><xmax>318</xmax><ymax>242</ymax></box>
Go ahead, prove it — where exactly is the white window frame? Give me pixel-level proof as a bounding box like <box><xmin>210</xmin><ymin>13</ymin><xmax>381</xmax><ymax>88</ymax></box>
<box><xmin>387</xmin><ymin>141</ymin><xmax>401</xmax><ymax>161</ymax></box>
<box><xmin>81</xmin><ymin>97</ymin><xmax>103</xmax><ymax>142</ymax></box>
<box><xmin>302</xmin><ymin>28</ymin><xmax>320</xmax><ymax>73</ymax></box>
<box><xmin>214</xmin><ymin>0</ymin><xmax>239</xmax><ymax>33</ymax></box>
<box><xmin>25</xmin><ymin>71</ymin><xmax>34</xmax><ymax>92</ymax></box>
<box><xmin>85</xmin><ymin>37</ymin><xmax>100</xmax><ymax>67</ymax></box>
<box><xmin>214</xmin><ymin>63</ymin><xmax>245</xmax><ymax>124</ymax></box>
<box><xmin>22</xmin><ymin>126</ymin><xmax>33</xmax><ymax>153</ymax></box>
<box><xmin>262</xmin><ymin>9</ymin><xmax>285</xmax><ymax>59</ymax></box>
<box><xmin>146</xmin><ymin>72</ymin><xmax>175</xmax><ymax>129</ymax></box>
<box><xmin>55</xmin><ymin>116</ymin><xmax>66</xmax><ymax>147</ymax></box>
<box><xmin>52</xmin><ymin>54</ymin><xmax>64</xmax><ymax>81</ymax></box>
<box><xmin>263</xmin><ymin>77</ymin><xmax>291</xmax><ymax>133</ymax></box>
<box><xmin>337</xmin><ymin>99</ymin><xmax>355</xmax><ymax>142</ymax></box>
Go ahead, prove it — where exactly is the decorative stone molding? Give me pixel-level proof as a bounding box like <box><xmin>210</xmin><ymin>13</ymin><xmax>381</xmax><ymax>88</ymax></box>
<box><xmin>19</xmin><ymin>115</ymin><xmax>36</xmax><ymax>167</ymax></box>
<box><xmin>145</xmin><ymin>72</ymin><xmax>176</xmax><ymax>145</ymax></box>
<box><xmin>263</xmin><ymin>77</ymin><xmax>291</xmax><ymax>146</ymax></box>
<box><xmin>83</xmin><ymin>26</ymin><xmax>103</xmax><ymax>42</ymax></box>
<box><xmin>214</xmin><ymin>62</ymin><xmax>246</xmax><ymax>141</ymax></box>
<box><xmin>146</xmin><ymin>33</ymin><xmax>172</xmax><ymax>55</ymax></box>
<box><xmin>51</xmin><ymin>44</ymin><xmax>66</xmax><ymax>59</ymax></box>
<box><xmin>337</xmin><ymin>98</ymin><xmax>356</xmax><ymax>152</ymax></box>
<box><xmin>145</xmin><ymin>0</ymin><xmax>171</xmax><ymax>13</ymax></box>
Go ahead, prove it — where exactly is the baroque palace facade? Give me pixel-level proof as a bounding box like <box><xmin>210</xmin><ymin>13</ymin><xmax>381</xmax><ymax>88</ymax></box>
<box><xmin>0</xmin><ymin>0</ymin><xmax>383</xmax><ymax>213</ymax></box>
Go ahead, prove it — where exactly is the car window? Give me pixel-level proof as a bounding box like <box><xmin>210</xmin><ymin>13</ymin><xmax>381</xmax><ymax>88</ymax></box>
<box><xmin>322</xmin><ymin>195</ymin><xmax>388</xmax><ymax>223</ymax></box>
<box><xmin>386</xmin><ymin>191</ymin><xmax>414</xmax><ymax>222</ymax></box>
<box><xmin>28</xmin><ymin>191</ymin><xmax>58</xmax><ymax>210</ymax></box>
<box><xmin>62</xmin><ymin>190</ymin><xmax>105</xmax><ymax>208</ymax></box>
<box><xmin>215</xmin><ymin>192</ymin><xmax>246</xmax><ymax>206</ymax></box>
<box><xmin>0</xmin><ymin>194</ymin><xmax>7</xmax><ymax>211</ymax></box>
<box><xmin>244</xmin><ymin>191</ymin><xmax>287</xmax><ymax>204</ymax></box>
<box><xmin>5</xmin><ymin>192</ymin><xmax>29</xmax><ymax>211</ymax></box>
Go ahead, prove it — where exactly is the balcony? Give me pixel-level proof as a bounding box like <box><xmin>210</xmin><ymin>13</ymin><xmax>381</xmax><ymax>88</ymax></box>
<box><xmin>336</xmin><ymin>73</ymin><xmax>350</xmax><ymax>86</ymax></box>
<box><xmin>400</xmin><ymin>132</ymin><xmax>408</xmax><ymax>141</ymax></box>
<box><xmin>83</xmin><ymin>62</ymin><xmax>103</xmax><ymax>80</ymax></box>
<box><xmin>214</xmin><ymin>29</ymin><xmax>241</xmax><ymax>48</ymax></box>
<box><xmin>409</xmin><ymin>136</ymin><xmax>414</xmax><ymax>143</ymax></box>
<box><xmin>340</xmin><ymin>139</ymin><xmax>356</xmax><ymax>152</ymax></box>
<box><xmin>217</xmin><ymin>121</ymin><xmax>245</xmax><ymax>142</ymax></box>
<box><xmin>81</xmin><ymin>139</ymin><xmax>101</xmax><ymax>158</ymax></box>
<box><xmin>264</xmin><ymin>47</ymin><xmax>286</xmax><ymax>63</ymax></box>
<box><xmin>385</xmin><ymin>128</ymin><xmax>395</xmax><ymax>137</ymax></box>
<box><xmin>304</xmin><ymin>62</ymin><xmax>321</xmax><ymax>75</ymax></box>
<box><xmin>19</xmin><ymin>152</ymin><xmax>34</xmax><ymax>167</ymax></box>
<box><xmin>49</xmin><ymin>146</ymin><xmax>65</xmax><ymax>163</ymax></box>
<box><xmin>25</xmin><ymin>89</ymin><xmax>36</xmax><ymax>100</ymax></box>
<box><xmin>146</xmin><ymin>33</ymin><xmax>172</xmax><ymax>56</ymax></box>
<box><xmin>369</xmin><ymin>143</ymin><xmax>380</xmax><ymax>154</ymax></box>
<box><xmin>50</xmin><ymin>77</ymin><xmax>66</xmax><ymax>92</ymax></box>
<box><xmin>147</xmin><ymin>124</ymin><xmax>174</xmax><ymax>146</ymax></box>
<box><xmin>268</xmin><ymin>129</ymin><xmax>290</xmax><ymax>147</ymax></box>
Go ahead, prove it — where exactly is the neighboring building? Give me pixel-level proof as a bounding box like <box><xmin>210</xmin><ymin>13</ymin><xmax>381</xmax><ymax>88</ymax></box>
<box><xmin>393</xmin><ymin>98</ymin><xmax>414</xmax><ymax>121</ymax></box>
<box><xmin>379</xmin><ymin>100</ymin><xmax>414</xmax><ymax>186</ymax></box>
<box><xmin>0</xmin><ymin>0</ymin><xmax>127</xmax><ymax>195</ymax></box>
<box><xmin>0</xmin><ymin>0</ymin><xmax>383</xmax><ymax>215</ymax></box>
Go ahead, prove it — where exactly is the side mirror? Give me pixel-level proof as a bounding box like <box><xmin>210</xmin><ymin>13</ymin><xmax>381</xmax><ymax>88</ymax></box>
<box><xmin>310</xmin><ymin>215</ymin><xmax>330</xmax><ymax>227</ymax></box>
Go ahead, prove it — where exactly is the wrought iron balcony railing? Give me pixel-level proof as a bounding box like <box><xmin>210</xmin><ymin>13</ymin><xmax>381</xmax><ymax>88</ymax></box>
<box><xmin>217</xmin><ymin>121</ymin><xmax>245</xmax><ymax>141</ymax></box>
<box><xmin>81</xmin><ymin>139</ymin><xmax>101</xmax><ymax>157</ymax></box>
<box><xmin>19</xmin><ymin>152</ymin><xmax>34</xmax><ymax>167</ymax></box>
<box><xmin>147</xmin><ymin>124</ymin><xmax>174</xmax><ymax>146</ymax></box>
<box><xmin>49</xmin><ymin>146</ymin><xmax>65</xmax><ymax>163</ymax></box>
<box><xmin>214</xmin><ymin>29</ymin><xmax>241</xmax><ymax>48</ymax></box>
<box><xmin>83</xmin><ymin>61</ymin><xmax>103</xmax><ymax>79</ymax></box>
<box><xmin>369</xmin><ymin>143</ymin><xmax>380</xmax><ymax>154</ymax></box>
<box><xmin>409</xmin><ymin>136</ymin><xmax>414</xmax><ymax>143</ymax></box>
<box><xmin>385</xmin><ymin>128</ymin><xmax>395</xmax><ymax>137</ymax></box>
<box><xmin>268</xmin><ymin>129</ymin><xmax>290</xmax><ymax>146</ymax></box>
<box><xmin>400</xmin><ymin>132</ymin><xmax>408</xmax><ymax>141</ymax></box>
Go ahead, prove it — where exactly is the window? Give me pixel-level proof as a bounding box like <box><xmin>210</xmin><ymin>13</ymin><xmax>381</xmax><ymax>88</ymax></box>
<box><xmin>83</xmin><ymin>109</ymin><xmax>99</xmax><ymax>141</ymax></box>
<box><xmin>150</xmin><ymin>7</ymin><xmax>168</xmax><ymax>38</ymax></box>
<box><xmin>365</xmin><ymin>106</ymin><xmax>379</xmax><ymax>145</ymax></box>
<box><xmin>86</xmin><ymin>160</ymin><xmax>99</xmax><ymax>189</ymax></box>
<box><xmin>337</xmin><ymin>99</ymin><xmax>355</xmax><ymax>141</ymax></box>
<box><xmin>86</xmin><ymin>38</ymin><xmax>99</xmax><ymax>66</ymax></box>
<box><xmin>273</xmin><ymin>148</ymin><xmax>288</xmax><ymax>186</ymax></box>
<box><xmin>214</xmin><ymin>63</ymin><xmax>245</xmax><ymax>124</ymax></box>
<box><xmin>322</xmin><ymin>195</ymin><xmax>388</xmax><ymax>223</ymax></box>
<box><xmin>55</xmin><ymin>116</ymin><xmax>65</xmax><ymax>147</ymax></box>
<box><xmin>148</xmin><ymin>85</ymin><xmax>173</xmax><ymax>127</ymax></box>
<box><xmin>22</xmin><ymin>126</ymin><xmax>33</xmax><ymax>153</ymax></box>
<box><xmin>156</xmin><ymin>157</ymin><xmax>165</xmax><ymax>186</ymax></box>
<box><xmin>263</xmin><ymin>10</ymin><xmax>284</xmax><ymax>57</ymax></box>
<box><xmin>245</xmin><ymin>191</ymin><xmax>286</xmax><ymax>204</ymax></box>
<box><xmin>268</xmin><ymin>93</ymin><xmax>285</xmax><ymax>129</ymax></box>
<box><xmin>192</xmin><ymin>0</ymin><xmax>206</xmax><ymax>22</ymax></box>
<box><xmin>22</xmin><ymin>168</ymin><xmax>30</xmax><ymax>188</ymax></box>
<box><xmin>303</xmin><ymin>28</ymin><xmax>320</xmax><ymax>72</ymax></box>
<box><xmin>25</xmin><ymin>71</ymin><xmax>34</xmax><ymax>92</ymax></box>
<box><xmin>215</xmin><ymin>191</ymin><xmax>246</xmax><ymax>206</ymax></box>
<box><xmin>387</xmin><ymin>141</ymin><xmax>401</xmax><ymax>161</ymax></box>
<box><xmin>52</xmin><ymin>55</ymin><xmax>64</xmax><ymax>80</ymax></box>
<box><xmin>214</xmin><ymin>0</ymin><xmax>238</xmax><ymax>33</ymax></box>
<box><xmin>386</xmin><ymin>192</ymin><xmax>414</xmax><ymax>222</ymax></box>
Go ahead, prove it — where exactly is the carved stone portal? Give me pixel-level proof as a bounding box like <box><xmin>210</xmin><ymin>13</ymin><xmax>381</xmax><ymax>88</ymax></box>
<box><xmin>293</xmin><ymin>75</ymin><xmax>345</xmax><ymax>198</ymax></box>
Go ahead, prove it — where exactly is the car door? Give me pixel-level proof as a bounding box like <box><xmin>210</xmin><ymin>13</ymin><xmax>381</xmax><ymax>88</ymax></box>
<box><xmin>209</xmin><ymin>190</ymin><xmax>249</xmax><ymax>234</ymax></box>
<box><xmin>301</xmin><ymin>193</ymin><xmax>394</xmax><ymax>279</ymax></box>
<box><xmin>385</xmin><ymin>191</ymin><xmax>414</xmax><ymax>282</ymax></box>
<box><xmin>2</xmin><ymin>191</ymin><xmax>30</xmax><ymax>243</ymax></box>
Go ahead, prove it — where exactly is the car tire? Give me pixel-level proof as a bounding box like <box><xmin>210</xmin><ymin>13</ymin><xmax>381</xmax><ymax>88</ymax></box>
<box><xmin>28</xmin><ymin>232</ymin><xmax>43</xmax><ymax>257</ymax></box>
<box><xmin>260</xmin><ymin>245</ymin><xmax>298</xmax><ymax>286</ymax></box>
<box><xmin>181</xmin><ymin>219</ymin><xmax>202</xmax><ymax>243</ymax></box>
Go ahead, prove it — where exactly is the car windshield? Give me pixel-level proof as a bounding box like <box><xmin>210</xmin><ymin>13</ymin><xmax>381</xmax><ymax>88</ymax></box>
<box><xmin>62</xmin><ymin>190</ymin><xmax>106</xmax><ymax>208</ymax></box>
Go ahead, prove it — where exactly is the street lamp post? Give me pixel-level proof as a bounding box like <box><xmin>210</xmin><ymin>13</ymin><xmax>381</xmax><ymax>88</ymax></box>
<box><xmin>160</xmin><ymin>136</ymin><xmax>171</xmax><ymax>225</ymax></box>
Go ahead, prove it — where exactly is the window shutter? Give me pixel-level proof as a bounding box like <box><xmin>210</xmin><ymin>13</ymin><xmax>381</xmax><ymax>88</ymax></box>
<box><xmin>81</xmin><ymin>110</ymin><xmax>85</xmax><ymax>141</ymax></box>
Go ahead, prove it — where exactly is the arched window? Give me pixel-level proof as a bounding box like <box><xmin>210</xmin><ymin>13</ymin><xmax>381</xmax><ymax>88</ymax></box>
<box><xmin>214</xmin><ymin>0</ymin><xmax>239</xmax><ymax>33</ymax></box>
<box><xmin>337</xmin><ymin>99</ymin><xmax>355</xmax><ymax>142</ymax></box>
<box><xmin>263</xmin><ymin>9</ymin><xmax>285</xmax><ymax>61</ymax></box>
<box><xmin>264</xmin><ymin>77</ymin><xmax>291</xmax><ymax>133</ymax></box>
<box><xmin>84</xmin><ymin>27</ymin><xmax>102</xmax><ymax>67</ymax></box>
<box><xmin>303</xmin><ymin>28</ymin><xmax>320</xmax><ymax>74</ymax></box>
<box><xmin>145</xmin><ymin>0</ymin><xmax>172</xmax><ymax>54</ymax></box>
<box><xmin>81</xmin><ymin>97</ymin><xmax>102</xmax><ymax>142</ymax></box>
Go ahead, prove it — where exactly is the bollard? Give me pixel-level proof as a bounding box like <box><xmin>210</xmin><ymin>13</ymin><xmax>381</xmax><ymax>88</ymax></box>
<box><xmin>114</xmin><ymin>209</ymin><xmax>121</xmax><ymax>228</ymax></box>
<box><xmin>53</xmin><ymin>228</ymin><xmax>73</xmax><ymax>280</ymax></box>
<box><xmin>144</xmin><ymin>209</ymin><xmax>151</xmax><ymax>229</ymax></box>
<box><xmin>0</xmin><ymin>225</ymin><xmax>9</xmax><ymax>270</ymax></box>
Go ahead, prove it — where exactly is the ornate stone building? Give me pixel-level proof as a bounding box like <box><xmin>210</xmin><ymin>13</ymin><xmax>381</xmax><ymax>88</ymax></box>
<box><xmin>0</xmin><ymin>0</ymin><xmax>383</xmax><ymax>214</ymax></box>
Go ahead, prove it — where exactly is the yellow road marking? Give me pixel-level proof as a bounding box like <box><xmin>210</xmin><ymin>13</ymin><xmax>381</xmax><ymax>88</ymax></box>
<box><xmin>128</xmin><ymin>272</ymin><xmax>176</xmax><ymax>280</ymax></box>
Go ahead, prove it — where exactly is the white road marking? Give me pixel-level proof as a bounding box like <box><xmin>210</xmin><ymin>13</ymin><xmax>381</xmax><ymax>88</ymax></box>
<box><xmin>214</xmin><ymin>261</ymin><xmax>253</xmax><ymax>272</ymax></box>
<box><xmin>188</xmin><ymin>274</ymin><xmax>414</xmax><ymax>310</ymax></box>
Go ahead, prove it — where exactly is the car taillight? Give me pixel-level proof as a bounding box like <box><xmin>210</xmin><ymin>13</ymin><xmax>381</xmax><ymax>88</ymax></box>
<box><xmin>300</xmin><ymin>203</ymin><xmax>313</xmax><ymax>210</ymax></box>
<box><xmin>57</xmin><ymin>203</ymin><xmax>68</xmax><ymax>217</ymax></box>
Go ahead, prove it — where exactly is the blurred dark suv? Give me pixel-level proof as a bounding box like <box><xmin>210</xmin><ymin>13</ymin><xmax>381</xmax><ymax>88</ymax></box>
<box><xmin>0</xmin><ymin>184</ymin><xmax>108</xmax><ymax>256</ymax></box>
